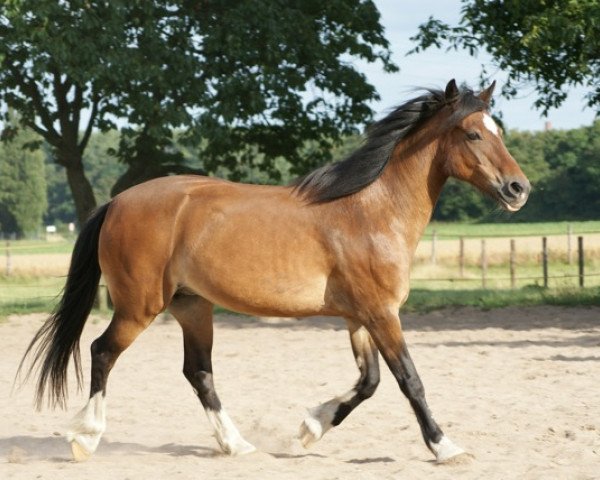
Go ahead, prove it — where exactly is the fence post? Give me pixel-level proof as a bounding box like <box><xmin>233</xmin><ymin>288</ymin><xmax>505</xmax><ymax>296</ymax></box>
<box><xmin>431</xmin><ymin>229</ymin><xmax>437</xmax><ymax>265</ymax></box>
<box><xmin>542</xmin><ymin>237</ymin><xmax>549</xmax><ymax>288</ymax></box>
<box><xmin>459</xmin><ymin>236</ymin><xmax>465</xmax><ymax>277</ymax></box>
<box><xmin>510</xmin><ymin>239</ymin><xmax>516</xmax><ymax>289</ymax></box>
<box><xmin>567</xmin><ymin>224</ymin><xmax>573</xmax><ymax>265</ymax></box>
<box><xmin>481</xmin><ymin>239</ymin><xmax>487</xmax><ymax>289</ymax></box>
<box><xmin>578</xmin><ymin>236</ymin><xmax>584</xmax><ymax>288</ymax></box>
<box><xmin>5</xmin><ymin>240</ymin><xmax>11</xmax><ymax>277</ymax></box>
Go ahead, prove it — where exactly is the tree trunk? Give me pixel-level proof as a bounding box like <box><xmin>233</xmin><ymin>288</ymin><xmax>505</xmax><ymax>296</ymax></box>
<box><xmin>64</xmin><ymin>159</ymin><xmax>97</xmax><ymax>226</ymax></box>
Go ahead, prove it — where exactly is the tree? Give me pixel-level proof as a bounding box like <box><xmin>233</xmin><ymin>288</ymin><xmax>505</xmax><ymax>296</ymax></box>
<box><xmin>1</xmin><ymin>0</ymin><xmax>396</xmax><ymax>224</ymax></box>
<box><xmin>0</xmin><ymin>124</ymin><xmax>47</xmax><ymax>236</ymax></box>
<box><xmin>410</xmin><ymin>0</ymin><xmax>600</xmax><ymax>114</ymax></box>
<box><xmin>44</xmin><ymin>130</ymin><xmax>125</xmax><ymax>225</ymax></box>
<box><xmin>433</xmin><ymin>179</ymin><xmax>490</xmax><ymax>222</ymax></box>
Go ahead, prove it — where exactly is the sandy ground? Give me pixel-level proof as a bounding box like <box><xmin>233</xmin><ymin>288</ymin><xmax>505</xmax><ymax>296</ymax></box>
<box><xmin>1</xmin><ymin>306</ymin><xmax>599</xmax><ymax>479</ymax></box>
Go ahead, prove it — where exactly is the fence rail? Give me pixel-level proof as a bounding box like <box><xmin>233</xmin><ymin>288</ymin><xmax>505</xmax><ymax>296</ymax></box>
<box><xmin>2</xmin><ymin>230</ymin><xmax>600</xmax><ymax>310</ymax></box>
<box><xmin>426</xmin><ymin>229</ymin><xmax>600</xmax><ymax>239</ymax></box>
<box><xmin>412</xmin><ymin>272</ymin><xmax>600</xmax><ymax>283</ymax></box>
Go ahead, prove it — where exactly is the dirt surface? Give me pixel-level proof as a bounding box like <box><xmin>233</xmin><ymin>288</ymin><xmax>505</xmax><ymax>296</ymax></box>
<box><xmin>2</xmin><ymin>306</ymin><xmax>599</xmax><ymax>479</ymax></box>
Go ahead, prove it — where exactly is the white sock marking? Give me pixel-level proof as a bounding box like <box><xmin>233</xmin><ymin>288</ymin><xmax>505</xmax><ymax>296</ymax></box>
<box><xmin>205</xmin><ymin>408</ymin><xmax>256</xmax><ymax>455</ymax></box>
<box><xmin>299</xmin><ymin>389</ymin><xmax>356</xmax><ymax>447</ymax></box>
<box><xmin>66</xmin><ymin>392</ymin><xmax>106</xmax><ymax>458</ymax></box>
<box><xmin>483</xmin><ymin>113</ymin><xmax>499</xmax><ymax>136</ymax></box>
<box><xmin>429</xmin><ymin>435</ymin><xmax>465</xmax><ymax>463</ymax></box>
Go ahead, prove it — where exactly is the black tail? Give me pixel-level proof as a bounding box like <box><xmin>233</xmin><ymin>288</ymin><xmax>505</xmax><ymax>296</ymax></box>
<box><xmin>18</xmin><ymin>203</ymin><xmax>111</xmax><ymax>409</ymax></box>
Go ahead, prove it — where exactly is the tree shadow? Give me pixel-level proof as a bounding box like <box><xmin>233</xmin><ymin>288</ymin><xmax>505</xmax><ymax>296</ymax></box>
<box><xmin>211</xmin><ymin>305</ymin><xmax>600</xmax><ymax>334</ymax></box>
<box><xmin>412</xmin><ymin>332</ymin><xmax>600</xmax><ymax>350</ymax></box>
<box><xmin>400</xmin><ymin>305</ymin><xmax>600</xmax><ymax>333</ymax></box>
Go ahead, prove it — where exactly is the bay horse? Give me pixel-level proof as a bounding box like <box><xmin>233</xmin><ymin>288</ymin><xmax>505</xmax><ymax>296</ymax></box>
<box><xmin>20</xmin><ymin>80</ymin><xmax>530</xmax><ymax>463</ymax></box>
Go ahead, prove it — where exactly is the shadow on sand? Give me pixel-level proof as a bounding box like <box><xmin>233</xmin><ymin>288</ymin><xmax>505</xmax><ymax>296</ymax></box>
<box><xmin>211</xmin><ymin>305</ymin><xmax>600</xmax><ymax>334</ymax></box>
<box><xmin>0</xmin><ymin>435</ymin><xmax>218</xmax><ymax>463</ymax></box>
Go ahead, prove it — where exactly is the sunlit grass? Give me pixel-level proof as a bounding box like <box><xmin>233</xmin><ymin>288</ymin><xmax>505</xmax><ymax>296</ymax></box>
<box><xmin>404</xmin><ymin>286</ymin><xmax>600</xmax><ymax>313</ymax></box>
<box><xmin>425</xmin><ymin>220</ymin><xmax>600</xmax><ymax>239</ymax></box>
<box><xmin>0</xmin><ymin>276</ymin><xmax>63</xmax><ymax>318</ymax></box>
<box><xmin>1</xmin><ymin>222</ymin><xmax>599</xmax><ymax>317</ymax></box>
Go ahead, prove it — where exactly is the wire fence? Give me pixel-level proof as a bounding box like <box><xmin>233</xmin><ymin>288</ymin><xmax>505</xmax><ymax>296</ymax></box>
<box><xmin>1</xmin><ymin>231</ymin><xmax>599</xmax><ymax>309</ymax></box>
<box><xmin>424</xmin><ymin>229</ymin><xmax>600</xmax><ymax>239</ymax></box>
<box><xmin>415</xmin><ymin>231</ymin><xmax>599</xmax><ymax>289</ymax></box>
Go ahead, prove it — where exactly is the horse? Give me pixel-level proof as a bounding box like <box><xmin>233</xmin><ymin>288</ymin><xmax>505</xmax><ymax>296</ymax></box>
<box><xmin>20</xmin><ymin>79</ymin><xmax>530</xmax><ymax>464</ymax></box>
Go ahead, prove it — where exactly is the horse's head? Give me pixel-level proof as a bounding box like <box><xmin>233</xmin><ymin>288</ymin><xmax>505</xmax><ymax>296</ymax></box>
<box><xmin>442</xmin><ymin>80</ymin><xmax>530</xmax><ymax>212</ymax></box>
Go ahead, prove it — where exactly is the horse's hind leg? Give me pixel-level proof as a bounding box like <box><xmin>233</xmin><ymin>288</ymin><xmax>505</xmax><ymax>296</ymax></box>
<box><xmin>299</xmin><ymin>319</ymin><xmax>380</xmax><ymax>447</ymax></box>
<box><xmin>67</xmin><ymin>311</ymin><xmax>152</xmax><ymax>461</ymax></box>
<box><xmin>169</xmin><ymin>294</ymin><xmax>255</xmax><ymax>455</ymax></box>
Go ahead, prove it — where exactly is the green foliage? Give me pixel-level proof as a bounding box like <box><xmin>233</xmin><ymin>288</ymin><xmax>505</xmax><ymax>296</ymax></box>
<box><xmin>0</xmin><ymin>125</ymin><xmax>47</xmax><ymax>236</ymax></box>
<box><xmin>433</xmin><ymin>178</ymin><xmax>493</xmax><ymax>221</ymax></box>
<box><xmin>181</xmin><ymin>0</ymin><xmax>397</xmax><ymax>181</ymax></box>
<box><xmin>84</xmin><ymin>130</ymin><xmax>125</xmax><ymax>203</ymax></box>
<box><xmin>0</xmin><ymin>0</ymin><xmax>396</xmax><ymax>220</ymax></box>
<box><xmin>44</xmin><ymin>130</ymin><xmax>123</xmax><ymax>224</ymax></box>
<box><xmin>410</xmin><ymin>0</ymin><xmax>600</xmax><ymax>113</ymax></box>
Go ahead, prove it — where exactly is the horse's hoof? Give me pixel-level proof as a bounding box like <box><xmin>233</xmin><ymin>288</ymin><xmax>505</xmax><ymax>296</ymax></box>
<box><xmin>299</xmin><ymin>416</ymin><xmax>323</xmax><ymax>448</ymax></box>
<box><xmin>70</xmin><ymin>440</ymin><xmax>91</xmax><ymax>462</ymax></box>
<box><xmin>430</xmin><ymin>435</ymin><xmax>467</xmax><ymax>464</ymax></box>
<box><xmin>220</xmin><ymin>438</ymin><xmax>257</xmax><ymax>456</ymax></box>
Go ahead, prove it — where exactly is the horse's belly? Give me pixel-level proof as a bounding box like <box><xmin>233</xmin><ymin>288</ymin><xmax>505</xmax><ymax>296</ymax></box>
<box><xmin>174</xmin><ymin>234</ymin><xmax>333</xmax><ymax>317</ymax></box>
<box><xmin>190</xmin><ymin>268</ymin><xmax>330</xmax><ymax>317</ymax></box>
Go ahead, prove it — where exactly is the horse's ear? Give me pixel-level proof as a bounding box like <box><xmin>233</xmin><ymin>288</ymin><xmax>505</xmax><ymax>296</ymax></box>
<box><xmin>444</xmin><ymin>79</ymin><xmax>459</xmax><ymax>103</ymax></box>
<box><xmin>478</xmin><ymin>80</ymin><xmax>496</xmax><ymax>106</ymax></box>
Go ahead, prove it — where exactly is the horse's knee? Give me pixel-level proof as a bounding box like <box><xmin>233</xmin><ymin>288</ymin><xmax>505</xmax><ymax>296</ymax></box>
<box><xmin>358</xmin><ymin>372</ymin><xmax>380</xmax><ymax>400</ymax></box>
<box><xmin>90</xmin><ymin>336</ymin><xmax>105</xmax><ymax>356</ymax></box>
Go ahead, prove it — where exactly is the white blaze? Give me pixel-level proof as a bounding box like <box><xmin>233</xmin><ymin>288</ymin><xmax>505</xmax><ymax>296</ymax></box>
<box><xmin>483</xmin><ymin>113</ymin><xmax>499</xmax><ymax>136</ymax></box>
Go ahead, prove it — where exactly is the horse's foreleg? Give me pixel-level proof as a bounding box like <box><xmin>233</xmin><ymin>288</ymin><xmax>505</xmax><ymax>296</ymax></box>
<box><xmin>367</xmin><ymin>312</ymin><xmax>465</xmax><ymax>463</ymax></box>
<box><xmin>170</xmin><ymin>295</ymin><xmax>255</xmax><ymax>455</ymax></box>
<box><xmin>67</xmin><ymin>312</ymin><xmax>151</xmax><ymax>461</ymax></box>
<box><xmin>299</xmin><ymin>320</ymin><xmax>380</xmax><ymax>447</ymax></box>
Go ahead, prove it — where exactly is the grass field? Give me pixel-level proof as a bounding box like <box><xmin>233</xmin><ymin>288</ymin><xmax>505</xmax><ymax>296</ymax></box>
<box><xmin>1</xmin><ymin>222</ymin><xmax>599</xmax><ymax>318</ymax></box>
<box><xmin>424</xmin><ymin>220</ymin><xmax>600</xmax><ymax>238</ymax></box>
<box><xmin>404</xmin><ymin>285</ymin><xmax>600</xmax><ymax>312</ymax></box>
<box><xmin>0</xmin><ymin>276</ymin><xmax>64</xmax><ymax>317</ymax></box>
<box><xmin>0</xmin><ymin>238</ymin><xmax>75</xmax><ymax>255</ymax></box>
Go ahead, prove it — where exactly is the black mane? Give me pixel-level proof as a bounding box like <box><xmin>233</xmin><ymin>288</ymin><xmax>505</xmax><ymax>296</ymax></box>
<box><xmin>293</xmin><ymin>86</ymin><xmax>488</xmax><ymax>203</ymax></box>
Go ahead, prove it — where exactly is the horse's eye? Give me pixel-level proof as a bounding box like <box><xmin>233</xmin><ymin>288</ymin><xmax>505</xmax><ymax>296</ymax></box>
<box><xmin>466</xmin><ymin>131</ymin><xmax>482</xmax><ymax>141</ymax></box>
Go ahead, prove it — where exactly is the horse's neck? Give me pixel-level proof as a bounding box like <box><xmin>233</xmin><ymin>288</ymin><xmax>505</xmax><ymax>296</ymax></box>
<box><xmin>358</xmin><ymin>137</ymin><xmax>447</xmax><ymax>253</ymax></box>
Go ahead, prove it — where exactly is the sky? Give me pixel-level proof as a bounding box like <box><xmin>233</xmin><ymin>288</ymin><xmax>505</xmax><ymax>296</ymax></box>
<box><xmin>366</xmin><ymin>0</ymin><xmax>597</xmax><ymax>131</ymax></box>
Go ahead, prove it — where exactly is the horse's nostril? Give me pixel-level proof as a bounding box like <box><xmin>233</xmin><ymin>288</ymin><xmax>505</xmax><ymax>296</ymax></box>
<box><xmin>509</xmin><ymin>181</ymin><xmax>523</xmax><ymax>195</ymax></box>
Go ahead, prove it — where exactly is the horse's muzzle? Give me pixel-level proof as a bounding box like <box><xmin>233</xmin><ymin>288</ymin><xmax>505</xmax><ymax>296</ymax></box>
<box><xmin>498</xmin><ymin>177</ymin><xmax>530</xmax><ymax>212</ymax></box>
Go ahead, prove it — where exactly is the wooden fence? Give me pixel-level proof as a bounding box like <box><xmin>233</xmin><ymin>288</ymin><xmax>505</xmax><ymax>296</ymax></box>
<box><xmin>416</xmin><ymin>231</ymin><xmax>600</xmax><ymax>289</ymax></box>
